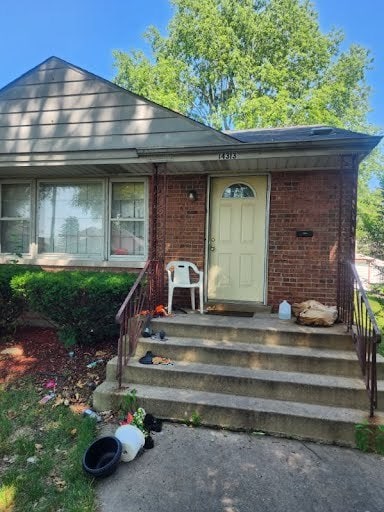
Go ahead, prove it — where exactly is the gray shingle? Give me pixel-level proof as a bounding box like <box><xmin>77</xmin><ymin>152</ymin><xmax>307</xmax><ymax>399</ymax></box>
<box><xmin>225</xmin><ymin>126</ymin><xmax>374</xmax><ymax>143</ymax></box>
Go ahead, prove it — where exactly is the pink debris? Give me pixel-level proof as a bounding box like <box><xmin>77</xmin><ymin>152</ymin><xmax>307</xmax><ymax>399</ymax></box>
<box><xmin>45</xmin><ymin>379</ymin><xmax>56</xmax><ymax>389</ymax></box>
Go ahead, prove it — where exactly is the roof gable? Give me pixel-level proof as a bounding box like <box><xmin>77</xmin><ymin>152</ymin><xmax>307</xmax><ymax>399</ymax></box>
<box><xmin>0</xmin><ymin>56</ymin><xmax>236</xmax><ymax>155</ymax></box>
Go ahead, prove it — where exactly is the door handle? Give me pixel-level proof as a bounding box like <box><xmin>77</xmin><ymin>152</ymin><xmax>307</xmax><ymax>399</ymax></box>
<box><xmin>210</xmin><ymin>246</ymin><xmax>215</xmax><ymax>251</ymax></box>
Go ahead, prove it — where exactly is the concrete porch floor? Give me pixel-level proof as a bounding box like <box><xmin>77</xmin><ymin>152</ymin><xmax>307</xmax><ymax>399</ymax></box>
<box><xmin>153</xmin><ymin>310</ymin><xmax>349</xmax><ymax>336</ymax></box>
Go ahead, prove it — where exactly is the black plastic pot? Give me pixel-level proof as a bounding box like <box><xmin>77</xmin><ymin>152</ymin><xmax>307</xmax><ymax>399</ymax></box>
<box><xmin>82</xmin><ymin>436</ymin><xmax>122</xmax><ymax>478</ymax></box>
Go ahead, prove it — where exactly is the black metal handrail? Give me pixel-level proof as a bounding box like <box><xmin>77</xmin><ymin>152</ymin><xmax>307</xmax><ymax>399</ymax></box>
<box><xmin>116</xmin><ymin>261</ymin><xmax>150</xmax><ymax>388</ymax></box>
<box><xmin>339</xmin><ymin>261</ymin><xmax>382</xmax><ymax>416</ymax></box>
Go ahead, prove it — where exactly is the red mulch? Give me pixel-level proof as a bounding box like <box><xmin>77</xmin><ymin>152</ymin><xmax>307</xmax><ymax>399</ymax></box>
<box><xmin>0</xmin><ymin>327</ymin><xmax>117</xmax><ymax>409</ymax></box>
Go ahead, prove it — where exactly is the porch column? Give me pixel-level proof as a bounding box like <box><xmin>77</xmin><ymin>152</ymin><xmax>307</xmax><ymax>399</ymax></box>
<box><xmin>336</xmin><ymin>154</ymin><xmax>358</xmax><ymax>324</ymax></box>
<box><xmin>149</xmin><ymin>162</ymin><xmax>167</xmax><ymax>309</ymax></box>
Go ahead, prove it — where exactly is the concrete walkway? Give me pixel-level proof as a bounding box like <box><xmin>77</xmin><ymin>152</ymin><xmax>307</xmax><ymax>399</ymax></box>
<box><xmin>97</xmin><ymin>423</ymin><xmax>384</xmax><ymax>512</ymax></box>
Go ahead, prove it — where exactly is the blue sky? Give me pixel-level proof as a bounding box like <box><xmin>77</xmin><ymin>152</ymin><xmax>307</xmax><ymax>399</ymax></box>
<box><xmin>0</xmin><ymin>0</ymin><xmax>383</xmax><ymax>130</ymax></box>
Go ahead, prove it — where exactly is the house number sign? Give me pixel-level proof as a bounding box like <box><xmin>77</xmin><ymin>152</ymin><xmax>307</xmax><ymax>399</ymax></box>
<box><xmin>218</xmin><ymin>152</ymin><xmax>238</xmax><ymax>160</ymax></box>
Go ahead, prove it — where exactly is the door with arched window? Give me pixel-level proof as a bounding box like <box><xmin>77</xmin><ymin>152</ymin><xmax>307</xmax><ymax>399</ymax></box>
<box><xmin>208</xmin><ymin>176</ymin><xmax>268</xmax><ymax>302</ymax></box>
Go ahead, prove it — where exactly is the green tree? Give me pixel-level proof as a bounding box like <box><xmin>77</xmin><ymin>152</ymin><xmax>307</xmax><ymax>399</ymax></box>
<box><xmin>113</xmin><ymin>0</ymin><xmax>383</xmax><ymax>254</ymax></box>
<box><xmin>113</xmin><ymin>0</ymin><xmax>372</xmax><ymax>131</ymax></box>
<box><xmin>358</xmin><ymin>178</ymin><xmax>384</xmax><ymax>259</ymax></box>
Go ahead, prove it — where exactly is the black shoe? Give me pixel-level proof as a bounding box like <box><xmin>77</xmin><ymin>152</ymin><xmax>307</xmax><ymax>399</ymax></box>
<box><xmin>144</xmin><ymin>436</ymin><xmax>154</xmax><ymax>449</ymax></box>
<box><xmin>144</xmin><ymin>414</ymin><xmax>163</xmax><ymax>432</ymax></box>
<box><xmin>139</xmin><ymin>351</ymin><xmax>154</xmax><ymax>364</ymax></box>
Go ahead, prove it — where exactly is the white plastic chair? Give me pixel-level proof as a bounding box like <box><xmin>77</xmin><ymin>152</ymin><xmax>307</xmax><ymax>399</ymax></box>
<box><xmin>166</xmin><ymin>261</ymin><xmax>204</xmax><ymax>314</ymax></box>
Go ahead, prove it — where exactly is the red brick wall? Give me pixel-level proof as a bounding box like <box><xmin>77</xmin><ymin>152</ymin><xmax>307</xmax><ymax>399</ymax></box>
<box><xmin>163</xmin><ymin>175</ymin><xmax>207</xmax><ymax>267</ymax></box>
<box><xmin>267</xmin><ymin>169</ymin><xmax>357</xmax><ymax>310</ymax></box>
<box><xmin>159</xmin><ymin>174</ymin><xmax>207</xmax><ymax>306</ymax></box>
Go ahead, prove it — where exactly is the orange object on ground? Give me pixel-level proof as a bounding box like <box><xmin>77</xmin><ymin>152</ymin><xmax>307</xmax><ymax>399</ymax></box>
<box><xmin>152</xmin><ymin>356</ymin><xmax>173</xmax><ymax>365</ymax></box>
<box><xmin>120</xmin><ymin>412</ymin><xmax>134</xmax><ymax>426</ymax></box>
<box><xmin>154</xmin><ymin>305</ymin><xmax>169</xmax><ymax>316</ymax></box>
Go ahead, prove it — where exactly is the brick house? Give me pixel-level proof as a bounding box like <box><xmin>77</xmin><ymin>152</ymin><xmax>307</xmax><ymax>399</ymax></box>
<box><xmin>0</xmin><ymin>57</ymin><xmax>381</xmax><ymax>311</ymax></box>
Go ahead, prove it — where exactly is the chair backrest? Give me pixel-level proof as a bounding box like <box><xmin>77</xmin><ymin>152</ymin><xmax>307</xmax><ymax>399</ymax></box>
<box><xmin>166</xmin><ymin>261</ymin><xmax>199</xmax><ymax>285</ymax></box>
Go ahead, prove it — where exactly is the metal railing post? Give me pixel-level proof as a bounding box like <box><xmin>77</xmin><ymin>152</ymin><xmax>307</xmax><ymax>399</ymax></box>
<box><xmin>339</xmin><ymin>261</ymin><xmax>381</xmax><ymax>416</ymax></box>
<box><xmin>116</xmin><ymin>261</ymin><xmax>151</xmax><ymax>388</ymax></box>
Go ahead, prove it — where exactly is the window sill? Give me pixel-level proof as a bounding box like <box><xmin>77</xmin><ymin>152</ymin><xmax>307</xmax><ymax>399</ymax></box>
<box><xmin>0</xmin><ymin>256</ymin><xmax>146</xmax><ymax>269</ymax></box>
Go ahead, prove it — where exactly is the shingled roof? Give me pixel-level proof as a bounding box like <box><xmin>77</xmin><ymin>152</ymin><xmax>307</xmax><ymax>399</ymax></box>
<box><xmin>226</xmin><ymin>126</ymin><xmax>380</xmax><ymax>144</ymax></box>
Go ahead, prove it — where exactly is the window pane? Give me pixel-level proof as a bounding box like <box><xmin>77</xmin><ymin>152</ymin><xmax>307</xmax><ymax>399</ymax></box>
<box><xmin>111</xmin><ymin>183</ymin><xmax>144</xmax><ymax>219</ymax></box>
<box><xmin>0</xmin><ymin>184</ymin><xmax>31</xmax><ymax>253</ymax></box>
<box><xmin>222</xmin><ymin>183</ymin><xmax>254</xmax><ymax>198</ymax></box>
<box><xmin>38</xmin><ymin>183</ymin><xmax>103</xmax><ymax>255</ymax></box>
<box><xmin>110</xmin><ymin>220</ymin><xmax>144</xmax><ymax>256</ymax></box>
<box><xmin>1</xmin><ymin>220</ymin><xmax>30</xmax><ymax>253</ymax></box>
<box><xmin>1</xmin><ymin>184</ymin><xmax>31</xmax><ymax>217</ymax></box>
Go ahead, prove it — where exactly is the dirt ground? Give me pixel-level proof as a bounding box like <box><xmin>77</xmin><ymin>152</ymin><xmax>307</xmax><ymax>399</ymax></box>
<box><xmin>0</xmin><ymin>327</ymin><xmax>117</xmax><ymax>413</ymax></box>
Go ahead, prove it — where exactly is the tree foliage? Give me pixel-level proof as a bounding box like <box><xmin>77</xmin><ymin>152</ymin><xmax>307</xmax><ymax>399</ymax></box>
<box><xmin>357</xmin><ymin>178</ymin><xmax>384</xmax><ymax>259</ymax></box>
<box><xmin>113</xmin><ymin>0</ymin><xmax>372</xmax><ymax>131</ymax></box>
<box><xmin>113</xmin><ymin>0</ymin><xmax>383</xmax><ymax>255</ymax></box>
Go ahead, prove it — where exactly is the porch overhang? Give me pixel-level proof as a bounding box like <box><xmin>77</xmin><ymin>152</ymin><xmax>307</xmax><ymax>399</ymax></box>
<box><xmin>0</xmin><ymin>57</ymin><xmax>381</xmax><ymax>179</ymax></box>
<box><xmin>0</xmin><ymin>134</ymin><xmax>380</xmax><ymax>178</ymax></box>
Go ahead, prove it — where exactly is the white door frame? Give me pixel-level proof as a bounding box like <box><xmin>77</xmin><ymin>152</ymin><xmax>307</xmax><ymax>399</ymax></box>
<box><xmin>205</xmin><ymin>173</ymin><xmax>271</xmax><ymax>305</ymax></box>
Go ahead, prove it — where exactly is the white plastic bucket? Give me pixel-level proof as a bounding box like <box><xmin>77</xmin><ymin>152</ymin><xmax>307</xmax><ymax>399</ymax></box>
<box><xmin>114</xmin><ymin>425</ymin><xmax>145</xmax><ymax>462</ymax></box>
<box><xmin>278</xmin><ymin>300</ymin><xmax>291</xmax><ymax>320</ymax></box>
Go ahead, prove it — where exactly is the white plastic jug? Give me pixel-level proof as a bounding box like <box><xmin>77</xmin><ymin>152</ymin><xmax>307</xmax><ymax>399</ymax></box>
<box><xmin>114</xmin><ymin>425</ymin><xmax>145</xmax><ymax>462</ymax></box>
<box><xmin>278</xmin><ymin>300</ymin><xmax>291</xmax><ymax>320</ymax></box>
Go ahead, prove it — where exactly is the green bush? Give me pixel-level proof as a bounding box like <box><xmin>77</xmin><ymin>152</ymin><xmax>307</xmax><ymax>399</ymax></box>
<box><xmin>355</xmin><ymin>421</ymin><xmax>384</xmax><ymax>455</ymax></box>
<box><xmin>12</xmin><ymin>270</ymin><xmax>137</xmax><ymax>346</ymax></box>
<box><xmin>367</xmin><ymin>292</ymin><xmax>384</xmax><ymax>357</ymax></box>
<box><xmin>0</xmin><ymin>264</ymin><xmax>41</xmax><ymax>339</ymax></box>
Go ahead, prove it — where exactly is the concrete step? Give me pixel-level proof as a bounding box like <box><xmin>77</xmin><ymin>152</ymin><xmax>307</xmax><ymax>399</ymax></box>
<box><xmin>134</xmin><ymin>337</ymin><xmax>365</xmax><ymax>378</ymax></box>
<box><xmin>151</xmin><ymin>315</ymin><xmax>354</xmax><ymax>351</ymax></box>
<box><xmin>93</xmin><ymin>381</ymin><xmax>382</xmax><ymax>446</ymax></box>
<box><xmin>106</xmin><ymin>356</ymin><xmax>373</xmax><ymax>410</ymax></box>
<box><xmin>95</xmin><ymin>312</ymin><xmax>384</xmax><ymax>447</ymax></box>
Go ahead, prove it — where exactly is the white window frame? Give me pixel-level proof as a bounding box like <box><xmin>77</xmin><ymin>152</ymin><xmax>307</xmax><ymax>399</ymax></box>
<box><xmin>0</xmin><ymin>180</ymin><xmax>33</xmax><ymax>256</ymax></box>
<box><xmin>0</xmin><ymin>177</ymin><xmax>148</xmax><ymax>268</ymax></box>
<box><xmin>36</xmin><ymin>178</ymin><xmax>106</xmax><ymax>261</ymax></box>
<box><xmin>108</xmin><ymin>178</ymin><xmax>148</xmax><ymax>262</ymax></box>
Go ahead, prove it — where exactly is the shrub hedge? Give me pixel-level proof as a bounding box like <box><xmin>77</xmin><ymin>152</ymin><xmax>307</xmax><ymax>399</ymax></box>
<box><xmin>0</xmin><ymin>264</ymin><xmax>41</xmax><ymax>338</ymax></box>
<box><xmin>11</xmin><ymin>270</ymin><xmax>137</xmax><ymax>346</ymax></box>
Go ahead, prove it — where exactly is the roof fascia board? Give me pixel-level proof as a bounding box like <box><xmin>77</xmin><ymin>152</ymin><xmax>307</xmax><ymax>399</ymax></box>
<box><xmin>0</xmin><ymin>135</ymin><xmax>380</xmax><ymax>167</ymax></box>
<box><xmin>137</xmin><ymin>135</ymin><xmax>382</xmax><ymax>156</ymax></box>
<box><xmin>0</xmin><ymin>150</ymin><xmax>368</xmax><ymax>168</ymax></box>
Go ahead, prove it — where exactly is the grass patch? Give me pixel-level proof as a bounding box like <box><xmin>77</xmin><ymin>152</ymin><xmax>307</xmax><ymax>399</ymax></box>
<box><xmin>367</xmin><ymin>293</ymin><xmax>384</xmax><ymax>357</ymax></box>
<box><xmin>0</xmin><ymin>379</ymin><xmax>97</xmax><ymax>512</ymax></box>
<box><xmin>355</xmin><ymin>421</ymin><xmax>384</xmax><ymax>455</ymax></box>
<box><xmin>183</xmin><ymin>411</ymin><xmax>202</xmax><ymax>428</ymax></box>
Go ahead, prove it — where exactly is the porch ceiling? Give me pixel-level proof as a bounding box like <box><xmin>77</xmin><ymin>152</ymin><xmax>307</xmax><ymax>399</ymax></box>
<box><xmin>0</xmin><ymin>153</ymin><xmax>355</xmax><ymax>179</ymax></box>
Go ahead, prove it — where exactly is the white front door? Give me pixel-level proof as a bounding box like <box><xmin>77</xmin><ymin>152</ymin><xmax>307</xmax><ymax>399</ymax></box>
<box><xmin>208</xmin><ymin>176</ymin><xmax>268</xmax><ymax>302</ymax></box>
